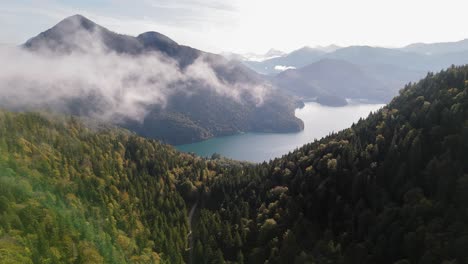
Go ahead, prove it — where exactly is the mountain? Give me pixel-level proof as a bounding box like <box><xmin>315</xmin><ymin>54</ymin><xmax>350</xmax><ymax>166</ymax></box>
<box><xmin>221</xmin><ymin>48</ymin><xmax>286</xmax><ymax>62</ymax></box>
<box><xmin>242</xmin><ymin>44</ymin><xmax>463</xmax><ymax>76</ymax></box>
<box><xmin>194</xmin><ymin>65</ymin><xmax>468</xmax><ymax>263</ymax></box>
<box><xmin>25</xmin><ymin>14</ymin><xmax>143</xmax><ymax>55</ymax></box>
<box><xmin>359</xmin><ymin>63</ymin><xmax>426</xmax><ymax>94</ymax></box>
<box><xmin>323</xmin><ymin>45</ymin><xmax>468</xmax><ymax>78</ymax></box>
<box><xmin>238</xmin><ymin>43</ymin><xmax>468</xmax><ymax>106</ymax></box>
<box><xmin>244</xmin><ymin>46</ymin><xmax>327</xmax><ymax>75</ymax></box>
<box><xmin>265</xmin><ymin>48</ymin><xmax>286</xmax><ymax>57</ymax></box>
<box><xmin>244</xmin><ymin>45</ymin><xmax>467</xmax><ymax>104</ymax></box>
<box><xmin>0</xmin><ymin>109</ymin><xmax>246</xmax><ymax>263</ymax></box>
<box><xmin>314</xmin><ymin>44</ymin><xmax>341</xmax><ymax>53</ymax></box>
<box><xmin>402</xmin><ymin>38</ymin><xmax>468</xmax><ymax>55</ymax></box>
<box><xmin>325</xmin><ymin>46</ymin><xmax>433</xmax><ymax>70</ymax></box>
<box><xmin>272</xmin><ymin>59</ymin><xmax>392</xmax><ymax>105</ymax></box>
<box><xmin>314</xmin><ymin>44</ymin><xmax>468</xmax><ymax>72</ymax></box>
<box><xmin>242</xmin><ymin>42</ymin><xmax>468</xmax><ymax>100</ymax></box>
<box><xmin>242</xmin><ymin>45</ymin><xmax>433</xmax><ymax>76</ymax></box>
<box><xmin>1</xmin><ymin>65</ymin><xmax>467</xmax><ymax>263</ymax></box>
<box><xmin>19</xmin><ymin>15</ymin><xmax>303</xmax><ymax>145</ymax></box>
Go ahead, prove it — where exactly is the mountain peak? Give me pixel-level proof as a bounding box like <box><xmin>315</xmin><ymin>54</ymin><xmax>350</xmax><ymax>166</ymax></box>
<box><xmin>63</xmin><ymin>14</ymin><xmax>90</xmax><ymax>22</ymax></box>
<box><xmin>24</xmin><ymin>14</ymin><xmax>104</xmax><ymax>52</ymax></box>
<box><xmin>54</xmin><ymin>14</ymin><xmax>99</xmax><ymax>32</ymax></box>
<box><xmin>287</xmin><ymin>46</ymin><xmax>325</xmax><ymax>57</ymax></box>
<box><xmin>296</xmin><ymin>46</ymin><xmax>314</xmax><ymax>51</ymax></box>
<box><xmin>23</xmin><ymin>14</ymin><xmax>150</xmax><ymax>54</ymax></box>
<box><xmin>265</xmin><ymin>48</ymin><xmax>285</xmax><ymax>57</ymax></box>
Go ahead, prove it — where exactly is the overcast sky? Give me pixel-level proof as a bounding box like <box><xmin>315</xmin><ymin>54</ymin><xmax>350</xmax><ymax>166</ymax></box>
<box><xmin>1</xmin><ymin>0</ymin><xmax>468</xmax><ymax>53</ymax></box>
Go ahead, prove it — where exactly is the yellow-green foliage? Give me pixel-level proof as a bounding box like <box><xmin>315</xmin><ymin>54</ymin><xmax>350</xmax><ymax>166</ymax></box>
<box><xmin>0</xmin><ymin>112</ymin><xmax>221</xmax><ymax>263</ymax></box>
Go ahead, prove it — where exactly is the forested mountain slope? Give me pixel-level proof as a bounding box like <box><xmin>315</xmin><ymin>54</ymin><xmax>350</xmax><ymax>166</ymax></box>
<box><xmin>0</xmin><ymin>111</ymin><xmax>243</xmax><ymax>263</ymax></box>
<box><xmin>194</xmin><ymin>66</ymin><xmax>468</xmax><ymax>263</ymax></box>
<box><xmin>0</xmin><ymin>65</ymin><xmax>467</xmax><ymax>264</ymax></box>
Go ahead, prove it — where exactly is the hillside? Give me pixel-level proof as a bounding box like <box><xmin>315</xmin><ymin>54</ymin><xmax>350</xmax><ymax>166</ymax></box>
<box><xmin>273</xmin><ymin>59</ymin><xmax>392</xmax><ymax>105</ymax></box>
<box><xmin>0</xmin><ymin>112</ymin><xmax>188</xmax><ymax>263</ymax></box>
<box><xmin>193</xmin><ymin>66</ymin><xmax>468</xmax><ymax>263</ymax></box>
<box><xmin>17</xmin><ymin>15</ymin><xmax>303</xmax><ymax>144</ymax></box>
<box><xmin>244</xmin><ymin>47</ymin><xmax>326</xmax><ymax>75</ymax></box>
<box><xmin>0</xmin><ymin>65</ymin><xmax>467</xmax><ymax>264</ymax></box>
<box><xmin>0</xmin><ymin>110</ymin><xmax>250</xmax><ymax>263</ymax></box>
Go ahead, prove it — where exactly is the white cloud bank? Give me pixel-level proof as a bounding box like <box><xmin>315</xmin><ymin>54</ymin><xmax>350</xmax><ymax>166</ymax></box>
<box><xmin>0</xmin><ymin>28</ymin><xmax>269</xmax><ymax>123</ymax></box>
<box><xmin>274</xmin><ymin>65</ymin><xmax>296</xmax><ymax>72</ymax></box>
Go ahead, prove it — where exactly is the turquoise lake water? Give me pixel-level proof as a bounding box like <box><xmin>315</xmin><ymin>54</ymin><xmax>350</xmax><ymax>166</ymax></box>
<box><xmin>176</xmin><ymin>102</ymin><xmax>384</xmax><ymax>162</ymax></box>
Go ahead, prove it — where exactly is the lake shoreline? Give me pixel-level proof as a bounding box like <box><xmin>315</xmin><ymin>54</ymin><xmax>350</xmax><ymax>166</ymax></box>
<box><xmin>176</xmin><ymin>102</ymin><xmax>384</xmax><ymax>162</ymax></box>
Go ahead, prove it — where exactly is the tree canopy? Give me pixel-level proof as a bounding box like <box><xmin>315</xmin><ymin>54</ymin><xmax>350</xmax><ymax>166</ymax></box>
<box><xmin>0</xmin><ymin>65</ymin><xmax>467</xmax><ymax>263</ymax></box>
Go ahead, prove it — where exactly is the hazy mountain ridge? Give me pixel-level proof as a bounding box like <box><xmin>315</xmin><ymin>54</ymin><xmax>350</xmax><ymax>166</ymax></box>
<box><xmin>221</xmin><ymin>48</ymin><xmax>286</xmax><ymax>62</ymax></box>
<box><xmin>243</xmin><ymin>40</ymin><xmax>468</xmax><ymax>105</ymax></box>
<box><xmin>272</xmin><ymin>59</ymin><xmax>393</xmax><ymax>106</ymax></box>
<box><xmin>402</xmin><ymin>38</ymin><xmax>468</xmax><ymax>55</ymax></box>
<box><xmin>244</xmin><ymin>39</ymin><xmax>468</xmax><ymax>76</ymax></box>
<box><xmin>244</xmin><ymin>46</ymin><xmax>327</xmax><ymax>75</ymax></box>
<box><xmin>13</xmin><ymin>15</ymin><xmax>304</xmax><ymax>144</ymax></box>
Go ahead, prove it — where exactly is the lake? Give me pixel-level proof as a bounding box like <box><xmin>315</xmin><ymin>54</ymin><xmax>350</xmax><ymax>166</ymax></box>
<box><xmin>175</xmin><ymin>102</ymin><xmax>384</xmax><ymax>162</ymax></box>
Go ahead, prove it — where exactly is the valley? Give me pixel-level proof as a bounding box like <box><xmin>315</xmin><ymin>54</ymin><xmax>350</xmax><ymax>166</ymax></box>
<box><xmin>0</xmin><ymin>65</ymin><xmax>466</xmax><ymax>263</ymax></box>
<box><xmin>1</xmin><ymin>5</ymin><xmax>468</xmax><ymax>264</ymax></box>
<box><xmin>176</xmin><ymin>102</ymin><xmax>384</xmax><ymax>162</ymax></box>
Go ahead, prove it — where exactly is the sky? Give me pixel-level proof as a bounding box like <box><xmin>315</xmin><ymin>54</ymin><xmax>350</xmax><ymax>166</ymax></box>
<box><xmin>1</xmin><ymin>0</ymin><xmax>468</xmax><ymax>54</ymax></box>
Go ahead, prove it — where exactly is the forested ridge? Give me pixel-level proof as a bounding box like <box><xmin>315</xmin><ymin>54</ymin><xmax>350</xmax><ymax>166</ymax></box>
<box><xmin>193</xmin><ymin>66</ymin><xmax>468</xmax><ymax>264</ymax></box>
<box><xmin>0</xmin><ymin>112</ymin><xmax>245</xmax><ymax>263</ymax></box>
<box><xmin>0</xmin><ymin>65</ymin><xmax>467</xmax><ymax>264</ymax></box>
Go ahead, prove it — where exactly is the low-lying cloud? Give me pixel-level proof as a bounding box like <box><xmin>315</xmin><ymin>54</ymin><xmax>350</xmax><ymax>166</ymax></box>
<box><xmin>274</xmin><ymin>65</ymin><xmax>296</xmax><ymax>72</ymax></box>
<box><xmin>0</xmin><ymin>39</ymin><xmax>269</xmax><ymax>123</ymax></box>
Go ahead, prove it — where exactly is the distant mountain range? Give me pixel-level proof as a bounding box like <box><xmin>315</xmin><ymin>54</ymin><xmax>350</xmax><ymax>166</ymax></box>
<box><xmin>401</xmin><ymin>38</ymin><xmax>468</xmax><ymax>55</ymax></box>
<box><xmin>240</xmin><ymin>40</ymin><xmax>468</xmax><ymax>75</ymax></box>
<box><xmin>235</xmin><ymin>39</ymin><xmax>468</xmax><ymax>105</ymax></box>
<box><xmin>243</xmin><ymin>46</ymin><xmax>328</xmax><ymax>74</ymax></box>
<box><xmin>14</xmin><ymin>15</ymin><xmax>304</xmax><ymax>144</ymax></box>
<box><xmin>222</xmin><ymin>49</ymin><xmax>286</xmax><ymax>62</ymax></box>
